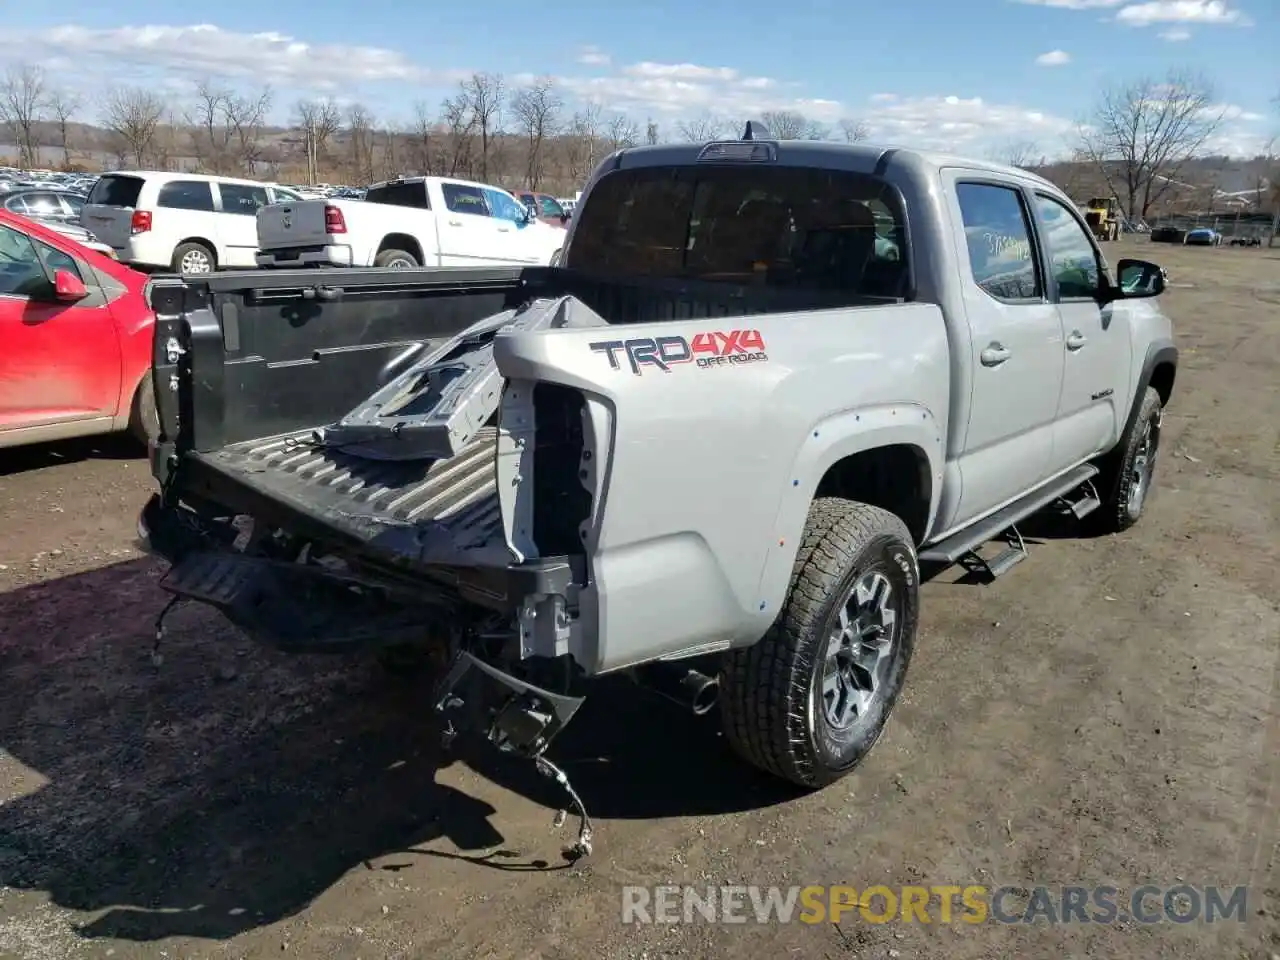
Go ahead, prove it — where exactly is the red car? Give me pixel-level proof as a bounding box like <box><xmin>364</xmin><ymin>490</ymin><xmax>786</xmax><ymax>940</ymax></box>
<box><xmin>509</xmin><ymin>189</ymin><xmax>571</xmax><ymax>227</ymax></box>
<box><xmin>0</xmin><ymin>209</ymin><xmax>157</xmax><ymax>450</ymax></box>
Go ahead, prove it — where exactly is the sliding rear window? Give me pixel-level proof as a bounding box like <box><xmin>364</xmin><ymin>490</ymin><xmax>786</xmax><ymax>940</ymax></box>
<box><xmin>567</xmin><ymin>165</ymin><xmax>910</xmax><ymax>299</ymax></box>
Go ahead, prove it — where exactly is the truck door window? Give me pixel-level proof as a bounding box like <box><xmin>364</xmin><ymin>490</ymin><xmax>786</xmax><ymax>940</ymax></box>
<box><xmin>440</xmin><ymin>183</ymin><xmax>490</xmax><ymax>217</ymax></box>
<box><xmin>955</xmin><ymin>183</ymin><xmax>1041</xmax><ymax>301</ymax></box>
<box><xmin>567</xmin><ymin>165</ymin><xmax>909</xmax><ymax>300</ymax></box>
<box><xmin>1034</xmin><ymin>194</ymin><xmax>1102</xmax><ymax>299</ymax></box>
<box><xmin>484</xmin><ymin>187</ymin><xmax>529</xmax><ymax>223</ymax></box>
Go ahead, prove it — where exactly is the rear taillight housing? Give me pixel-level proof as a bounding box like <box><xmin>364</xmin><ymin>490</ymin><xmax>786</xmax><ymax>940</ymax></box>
<box><xmin>130</xmin><ymin>210</ymin><xmax>152</xmax><ymax>234</ymax></box>
<box><xmin>324</xmin><ymin>205</ymin><xmax>346</xmax><ymax>234</ymax></box>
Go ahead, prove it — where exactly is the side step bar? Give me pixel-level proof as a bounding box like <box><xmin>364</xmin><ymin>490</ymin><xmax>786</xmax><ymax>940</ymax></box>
<box><xmin>920</xmin><ymin>463</ymin><xmax>1100</xmax><ymax>579</ymax></box>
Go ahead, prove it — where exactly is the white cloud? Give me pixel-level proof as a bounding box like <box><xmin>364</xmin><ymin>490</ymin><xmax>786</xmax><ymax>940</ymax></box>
<box><xmin>1158</xmin><ymin>26</ymin><xmax>1193</xmax><ymax>38</ymax></box>
<box><xmin>1114</xmin><ymin>0</ymin><xmax>1246</xmax><ymax>25</ymax></box>
<box><xmin>0</xmin><ymin>24</ymin><xmax>470</xmax><ymax>91</ymax></box>
<box><xmin>1014</xmin><ymin>0</ymin><xmax>1249</xmax><ymax>25</ymax></box>
<box><xmin>860</xmin><ymin>94</ymin><xmax>1078</xmax><ymax>154</ymax></box>
<box><xmin>1036</xmin><ymin>50</ymin><xmax>1072</xmax><ymax>65</ymax></box>
<box><xmin>577</xmin><ymin>46</ymin><xmax>610</xmax><ymax>67</ymax></box>
<box><xmin>1012</xmin><ymin>0</ymin><xmax>1126</xmax><ymax>7</ymax></box>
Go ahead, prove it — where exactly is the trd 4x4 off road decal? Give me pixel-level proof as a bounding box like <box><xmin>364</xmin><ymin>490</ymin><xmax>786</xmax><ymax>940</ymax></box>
<box><xmin>589</xmin><ymin>330</ymin><xmax>769</xmax><ymax>376</ymax></box>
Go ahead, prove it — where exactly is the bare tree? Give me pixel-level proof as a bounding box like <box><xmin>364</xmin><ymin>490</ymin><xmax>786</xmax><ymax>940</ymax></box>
<box><xmin>603</xmin><ymin>112</ymin><xmax>639</xmax><ymax>152</ymax></box>
<box><xmin>100</xmin><ymin>86</ymin><xmax>168</xmax><ymax>168</ymax></box>
<box><xmin>761</xmin><ymin>110</ymin><xmax>804</xmax><ymax>140</ymax></box>
<box><xmin>346</xmin><ymin>103</ymin><xmax>376</xmax><ymax>184</ymax></box>
<box><xmin>761</xmin><ymin>110</ymin><xmax>826</xmax><ymax>140</ymax></box>
<box><xmin>410</xmin><ymin>100</ymin><xmax>438</xmax><ymax>175</ymax></box>
<box><xmin>293</xmin><ymin>97</ymin><xmax>341</xmax><ymax>184</ymax></box>
<box><xmin>440</xmin><ymin>92</ymin><xmax>477</xmax><ymax>176</ymax></box>
<box><xmin>676</xmin><ymin>114</ymin><xmax>724</xmax><ymax>142</ymax></box>
<box><xmin>0</xmin><ymin>64</ymin><xmax>48</xmax><ymax>168</ymax></box>
<box><xmin>989</xmin><ymin>139</ymin><xmax>1042</xmax><ymax>169</ymax></box>
<box><xmin>462</xmin><ymin>73</ymin><xmax>504</xmax><ymax>181</ymax></box>
<box><xmin>645</xmin><ymin>119</ymin><xmax>661</xmax><ymax>145</ymax></box>
<box><xmin>564</xmin><ymin>104</ymin><xmax>602</xmax><ymax>184</ymax></box>
<box><xmin>187</xmin><ymin>79</ymin><xmax>235</xmax><ymax>171</ymax></box>
<box><xmin>48</xmin><ymin>89</ymin><xmax>81</xmax><ymax>168</ymax></box>
<box><xmin>225</xmin><ymin>86</ymin><xmax>273</xmax><ymax>173</ymax></box>
<box><xmin>509</xmin><ymin>78</ymin><xmax>562</xmax><ymax>189</ymax></box>
<box><xmin>837</xmin><ymin>117</ymin><xmax>870</xmax><ymax>143</ymax></box>
<box><xmin>1078</xmin><ymin>69</ymin><xmax>1225</xmax><ymax>221</ymax></box>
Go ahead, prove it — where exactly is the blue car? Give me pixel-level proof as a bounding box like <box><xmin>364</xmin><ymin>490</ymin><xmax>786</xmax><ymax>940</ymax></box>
<box><xmin>1184</xmin><ymin>227</ymin><xmax>1222</xmax><ymax>247</ymax></box>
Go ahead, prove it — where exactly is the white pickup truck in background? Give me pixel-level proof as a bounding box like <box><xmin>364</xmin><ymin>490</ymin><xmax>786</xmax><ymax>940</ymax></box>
<box><xmin>255</xmin><ymin>175</ymin><xmax>567</xmax><ymax>269</ymax></box>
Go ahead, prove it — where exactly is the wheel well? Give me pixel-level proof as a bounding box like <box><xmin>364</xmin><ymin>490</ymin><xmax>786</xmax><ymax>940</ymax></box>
<box><xmin>1149</xmin><ymin>361</ymin><xmax>1175</xmax><ymax>406</ymax></box>
<box><xmin>378</xmin><ymin>234</ymin><xmax>423</xmax><ymax>264</ymax></box>
<box><xmin>814</xmin><ymin>444</ymin><xmax>931</xmax><ymax>545</ymax></box>
<box><xmin>176</xmin><ymin>238</ymin><xmax>216</xmax><ymax>264</ymax></box>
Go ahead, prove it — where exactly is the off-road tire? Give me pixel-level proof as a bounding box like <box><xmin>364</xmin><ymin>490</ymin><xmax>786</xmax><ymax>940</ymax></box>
<box><xmin>1093</xmin><ymin>386</ymin><xmax>1162</xmax><ymax>533</ymax></box>
<box><xmin>127</xmin><ymin>374</ymin><xmax>159</xmax><ymax>447</ymax></box>
<box><xmin>720</xmin><ymin>499</ymin><xmax>919</xmax><ymax>789</ymax></box>
<box><xmin>374</xmin><ymin>248</ymin><xmax>418</xmax><ymax>268</ymax></box>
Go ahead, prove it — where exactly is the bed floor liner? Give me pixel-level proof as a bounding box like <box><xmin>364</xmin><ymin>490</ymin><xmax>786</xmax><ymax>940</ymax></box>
<box><xmin>193</xmin><ymin>426</ymin><xmax>512</xmax><ymax>567</ymax></box>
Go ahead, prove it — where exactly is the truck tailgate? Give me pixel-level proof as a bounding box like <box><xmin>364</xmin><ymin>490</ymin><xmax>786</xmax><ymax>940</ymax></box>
<box><xmin>256</xmin><ymin>199</ymin><xmax>334</xmax><ymax>249</ymax></box>
<box><xmin>190</xmin><ymin>425</ymin><xmax>509</xmax><ymax>567</ymax></box>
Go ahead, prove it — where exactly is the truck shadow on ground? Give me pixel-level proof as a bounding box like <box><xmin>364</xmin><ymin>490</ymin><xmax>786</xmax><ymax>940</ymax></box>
<box><xmin>0</xmin><ymin>558</ymin><xmax>796</xmax><ymax>943</ymax></box>
<box><xmin>0</xmin><ymin>433</ymin><xmax>143</xmax><ymax>478</ymax></box>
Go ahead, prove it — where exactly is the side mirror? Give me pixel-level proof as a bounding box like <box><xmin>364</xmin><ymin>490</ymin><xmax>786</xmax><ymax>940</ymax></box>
<box><xmin>1113</xmin><ymin>258</ymin><xmax>1165</xmax><ymax>299</ymax></box>
<box><xmin>54</xmin><ymin>269</ymin><xmax>88</xmax><ymax>302</ymax></box>
<box><xmin>560</xmin><ymin>212</ymin><xmax>569</xmax><ymax>224</ymax></box>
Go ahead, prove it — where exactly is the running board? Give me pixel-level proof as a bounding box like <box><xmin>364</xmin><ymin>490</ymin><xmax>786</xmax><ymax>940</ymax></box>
<box><xmin>920</xmin><ymin>463</ymin><xmax>1100</xmax><ymax>566</ymax></box>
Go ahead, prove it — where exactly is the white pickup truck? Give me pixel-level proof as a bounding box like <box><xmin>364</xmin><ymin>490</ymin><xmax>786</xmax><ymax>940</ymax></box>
<box><xmin>255</xmin><ymin>175</ymin><xmax>567</xmax><ymax>270</ymax></box>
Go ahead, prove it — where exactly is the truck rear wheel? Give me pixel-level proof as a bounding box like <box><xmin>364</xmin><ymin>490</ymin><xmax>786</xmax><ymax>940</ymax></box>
<box><xmin>720</xmin><ymin>499</ymin><xmax>919</xmax><ymax>789</ymax></box>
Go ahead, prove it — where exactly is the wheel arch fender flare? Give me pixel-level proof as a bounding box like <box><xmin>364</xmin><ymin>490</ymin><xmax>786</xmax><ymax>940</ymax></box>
<box><xmin>752</xmin><ymin>403</ymin><xmax>945</xmax><ymax>616</ymax></box>
<box><xmin>1123</xmin><ymin>341</ymin><xmax>1177</xmax><ymax>442</ymax></box>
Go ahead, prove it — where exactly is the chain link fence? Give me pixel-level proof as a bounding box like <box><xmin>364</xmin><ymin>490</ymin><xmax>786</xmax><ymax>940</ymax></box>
<box><xmin>1147</xmin><ymin>212</ymin><xmax>1276</xmax><ymax>243</ymax></box>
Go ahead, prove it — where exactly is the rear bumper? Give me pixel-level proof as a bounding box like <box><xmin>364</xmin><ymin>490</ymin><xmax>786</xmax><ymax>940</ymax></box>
<box><xmin>256</xmin><ymin>244</ymin><xmax>354</xmax><ymax>268</ymax></box>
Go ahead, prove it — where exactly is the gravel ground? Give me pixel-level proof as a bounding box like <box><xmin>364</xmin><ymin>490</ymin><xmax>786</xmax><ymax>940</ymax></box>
<box><xmin>0</xmin><ymin>238</ymin><xmax>1277</xmax><ymax>960</ymax></box>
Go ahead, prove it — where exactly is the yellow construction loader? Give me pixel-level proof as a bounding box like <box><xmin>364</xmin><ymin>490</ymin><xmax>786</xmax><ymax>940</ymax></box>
<box><xmin>1083</xmin><ymin>197</ymin><xmax>1121</xmax><ymax>241</ymax></box>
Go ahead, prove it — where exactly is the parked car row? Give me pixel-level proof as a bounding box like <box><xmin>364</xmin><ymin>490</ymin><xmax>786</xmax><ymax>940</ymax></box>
<box><xmin>0</xmin><ymin>166</ymin><xmax>579</xmax><ymax>455</ymax></box>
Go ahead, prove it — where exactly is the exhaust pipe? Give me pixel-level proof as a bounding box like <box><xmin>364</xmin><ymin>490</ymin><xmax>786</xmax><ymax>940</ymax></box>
<box><xmin>636</xmin><ymin>661</ymin><xmax>720</xmax><ymax>716</ymax></box>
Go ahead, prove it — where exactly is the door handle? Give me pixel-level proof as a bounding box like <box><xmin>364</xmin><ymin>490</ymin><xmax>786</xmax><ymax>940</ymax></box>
<box><xmin>447</xmin><ymin>219</ymin><xmax>462</xmax><ymax>227</ymax></box>
<box><xmin>980</xmin><ymin>343</ymin><xmax>1011</xmax><ymax>367</ymax></box>
<box><xmin>1066</xmin><ymin>331</ymin><xmax>1087</xmax><ymax>351</ymax></box>
<box><xmin>496</xmin><ymin>226</ymin><xmax>511</xmax><ymax>232</ymax></box>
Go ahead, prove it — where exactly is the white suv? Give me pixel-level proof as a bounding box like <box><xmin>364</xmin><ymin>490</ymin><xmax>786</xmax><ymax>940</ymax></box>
<box><xmin>80</xmin><ymin>172</ymin><xmax>303</xmax><ymax>273</ymax></box>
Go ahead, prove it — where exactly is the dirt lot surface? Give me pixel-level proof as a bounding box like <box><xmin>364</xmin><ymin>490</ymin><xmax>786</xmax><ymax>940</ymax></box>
<box><xmin>0</xmin><ymin>238</ymin><xmax>1277</xmax><ymax>960</ymax></box>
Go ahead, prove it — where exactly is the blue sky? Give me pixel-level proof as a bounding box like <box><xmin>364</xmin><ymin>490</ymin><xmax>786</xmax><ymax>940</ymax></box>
<box><xmin>2</xmin><ymin>0</ymin><xmax>1276</xmax><ymax>157</ymax></box>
